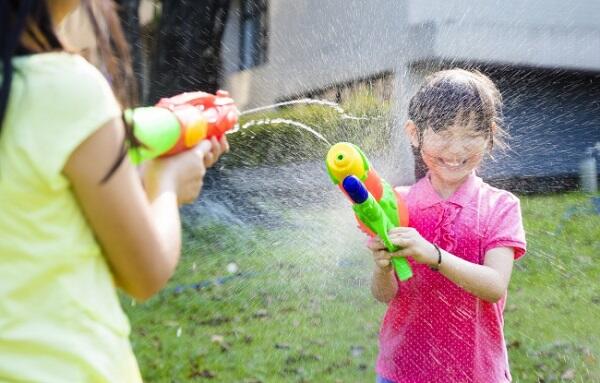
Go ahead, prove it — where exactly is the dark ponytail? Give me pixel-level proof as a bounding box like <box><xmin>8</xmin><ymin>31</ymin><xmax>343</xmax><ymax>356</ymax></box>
<box><xmin>1</xmin><ymin>0</ymin><xmax>63</xmax><ymax>129</ymax></box>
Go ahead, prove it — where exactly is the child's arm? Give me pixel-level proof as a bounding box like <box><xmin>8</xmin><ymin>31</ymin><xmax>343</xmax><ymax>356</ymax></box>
<box><xmin>64</xmin><ymin>117</ymin><xmax>226</xmax><ymax>301</ymax></box>
<box><xmin>382</xmin><ymin>227</ymin><xmax>514</xmax><ymax>303</ymax></box>
<box><xmin>429</xmin><ymin>246</ymin><xmax>514</xmax><ymax>303</ymax></box>
<box><xmin>428</xmin><ymin>247</ymin><xmax>514</xmax><ymax>303</ymax></box>
<box><xmin>368</xmin><ymin>238</ymin><xmax>399</xmax><ymax>303</ymax></box>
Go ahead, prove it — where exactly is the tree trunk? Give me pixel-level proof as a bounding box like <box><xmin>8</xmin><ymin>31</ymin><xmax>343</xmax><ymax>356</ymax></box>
<box><xmin>149</xmin><ymin>0</ymin><xmax>231</xmax><ymax>103</ymax></box>
<box><xmin>115</xmin><ymin>0</ymin><xmax>143</xmax><ymax>98</ymax></box>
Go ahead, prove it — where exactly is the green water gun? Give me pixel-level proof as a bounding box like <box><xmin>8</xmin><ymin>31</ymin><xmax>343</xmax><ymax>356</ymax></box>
<box><xmin>326</xmin><ymin>142</ymin><xmax>412</xmax><ymax>281</ymax></box>
<box><xmin>127</xmin><ymin>90</ymin><xmax>239</xmax><ymax>164</ymax></box>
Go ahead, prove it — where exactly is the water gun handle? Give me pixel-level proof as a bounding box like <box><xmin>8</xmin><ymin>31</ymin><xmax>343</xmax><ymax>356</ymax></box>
<box><xmin>343</xmin><ymin>176</ymin><xmax>413</xmax><ymax>281</ymax></box>
<box><xmin>391</xmin><ymin>255</ymin><xmax>413</xmax><ymax>282</ymax></box>
<box><xmin>128</xmin><ymin>90</ymin><xmax>239</xmax><ymax>164</ymax></box>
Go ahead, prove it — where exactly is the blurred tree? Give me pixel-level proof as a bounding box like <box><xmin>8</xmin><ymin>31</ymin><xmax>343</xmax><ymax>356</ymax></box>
<box><xmin>115</xmin><ymin>0</ymin><xmax>143</xmax><ymax>96</ymax></box>
<box><xmin>116</xmin><ymin>0</ymin><xmax>231</xmax><ymax>104</ymax></box>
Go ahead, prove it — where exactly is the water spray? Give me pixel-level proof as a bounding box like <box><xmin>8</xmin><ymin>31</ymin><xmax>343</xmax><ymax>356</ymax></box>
<box><xmin>127</xmin><ymin>92</ymin><xmax>375</xmax><ymax>162</ymax></box>
<box><xmin>239</xmin><ymin>98</ymin><xmax>380</xmax><ymax>121</ymax></box>
<box><xmin>230</xmin><ymin>117</ymin><xmax>331</xmax><ymax>146</ymax></box>
<box><xmin>232</xmin><ymin>98</ymin><xmax>385</xmax><ymax>146</ymax></box>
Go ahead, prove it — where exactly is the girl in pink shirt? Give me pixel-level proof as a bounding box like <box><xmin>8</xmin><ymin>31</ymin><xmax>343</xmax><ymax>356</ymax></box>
<box><xmin>370</xmin><ymin>69</ymin><xmax>527</xmax><ymax>383</ymax></box>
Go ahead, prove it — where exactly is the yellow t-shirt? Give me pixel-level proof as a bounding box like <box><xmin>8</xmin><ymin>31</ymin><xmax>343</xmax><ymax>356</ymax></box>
<box><xmin>0</xmin><ymin>52</ymin><xmax>143</xmax><ymax>382</ymax></box>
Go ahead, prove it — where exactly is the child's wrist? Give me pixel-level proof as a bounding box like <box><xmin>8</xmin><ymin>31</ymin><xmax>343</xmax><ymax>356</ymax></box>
<box><xmin>144</xmin><ymin>166</ymin><xmax>176</xmax><ymax>201</ymax></box>
<box><xmin>428</xmin><ymin>243</ymin><xmax>443</xmax><ymax>271</ymax></box>
<box><xmin>374</xmin><ymin>263</ymin><xmax>394</xmax><ymax>275</ymax></box>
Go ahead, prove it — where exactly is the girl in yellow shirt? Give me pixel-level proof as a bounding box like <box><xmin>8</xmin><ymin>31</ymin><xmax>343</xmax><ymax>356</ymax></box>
<box><xmin>0</xmin><ymin>1</ymin><xmax>228</xmax><ymax>381</ymax></box>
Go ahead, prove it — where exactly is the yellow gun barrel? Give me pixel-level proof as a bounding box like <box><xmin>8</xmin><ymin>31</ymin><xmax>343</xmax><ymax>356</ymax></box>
<box><xmin>325</xmin><ymin>142</ymin><xmax>369</xmax><ymax>184</ymax></box>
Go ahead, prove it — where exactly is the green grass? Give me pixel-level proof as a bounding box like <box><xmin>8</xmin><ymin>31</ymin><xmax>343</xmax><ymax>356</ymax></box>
<box><xmin>505</xmin><ymin>193</ymin><xmax>600</xmax><ymax>383</ymax></box>
<box><xmin>123</xmin><ymin>193</ymin><xmax>600</xmax><ymax>382</ymax></box>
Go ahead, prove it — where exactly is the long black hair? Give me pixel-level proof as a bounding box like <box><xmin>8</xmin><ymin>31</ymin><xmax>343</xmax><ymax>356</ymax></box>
<box><xmin>0</xmin><ymin>0</ymin><xmax>61</xmax><ymax>125</ymax></box>
<box><xmin>0</xmin><ymin>0</ymin><xmax>138</xmax><ymax>181</ymax></box>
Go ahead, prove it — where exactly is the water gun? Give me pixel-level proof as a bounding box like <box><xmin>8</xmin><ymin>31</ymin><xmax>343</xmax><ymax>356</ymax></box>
<box><xmin>126</xmin><ymin>90</ymin><xmax>239</xmax><ymax>164</ymax></box>
<box><xmin>326</xmin><ymin>142</ymin><xmax>412</xmax><ymax>281</ymax></box>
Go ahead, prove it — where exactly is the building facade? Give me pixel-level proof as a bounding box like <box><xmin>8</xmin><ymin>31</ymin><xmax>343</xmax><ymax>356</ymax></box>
<box><xmin>222</xmin><ymin>0</ymin><xmax>600</xmax><ymax>188</ymax></box>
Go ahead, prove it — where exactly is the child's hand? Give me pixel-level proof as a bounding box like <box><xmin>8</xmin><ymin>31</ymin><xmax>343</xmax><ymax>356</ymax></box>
<box><xmin>203</xmin><ymin>135</ymin><xmax>230</xmax><ymax>168</ymax></box>
<box><xmin>143</xmin><ymin>140</ymin><xmax>211</xmax><ymax>205</ymax></box>
<box><xmin>367</xmin><ymin>237</ymin><xmax>394</xmax><ymax>272</ymax></box>
<box><xmin>387</xmin><ymin>227</ymin><xmax>438</xmax><ymax>266</ymax></box>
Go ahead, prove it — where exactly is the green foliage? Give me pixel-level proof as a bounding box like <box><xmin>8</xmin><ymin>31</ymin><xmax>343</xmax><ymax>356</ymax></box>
<box><xmin>223</xmin><ymin>91</ymin><xmax>392</xmax><ymax>168</ymax></box>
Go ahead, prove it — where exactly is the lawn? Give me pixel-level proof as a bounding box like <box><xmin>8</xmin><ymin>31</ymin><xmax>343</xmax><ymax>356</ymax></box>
<box><xmin>124</xmin><ymin>192</ymin><xmax>600</xmax><ymax>382</ymax></box>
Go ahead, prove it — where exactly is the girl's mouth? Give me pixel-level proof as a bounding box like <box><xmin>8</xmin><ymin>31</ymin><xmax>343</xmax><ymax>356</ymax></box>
<box><xmin>443</xmin><ymin>160</ymin><xmax>467</xmax><ymax>168</ymax></box>
<box><xmin>422</xmin><ymin>148</ymin><xmax>483</xmax><ymax>171</ymax></box>
<box><xmin>441</xmin><ymin>158</ymin><xmax>468</xmax><ymax>168</ymax></box>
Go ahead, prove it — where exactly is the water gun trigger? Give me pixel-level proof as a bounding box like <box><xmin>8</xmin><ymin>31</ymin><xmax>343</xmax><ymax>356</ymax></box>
<box><xmin>355</xmin><ymin>211</ymin><xmax>397</xmax><ymax>251</ymax></box>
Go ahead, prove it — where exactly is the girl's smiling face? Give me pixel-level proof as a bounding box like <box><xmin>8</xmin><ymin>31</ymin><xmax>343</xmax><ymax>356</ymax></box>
<box><xmin>407</xmin><ymin>120</ymin><xmax>490</xmax><ymax>185</ymax></box>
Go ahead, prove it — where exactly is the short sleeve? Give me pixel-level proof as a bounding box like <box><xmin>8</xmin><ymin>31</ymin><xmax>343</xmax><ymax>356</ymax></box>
<box><xmin>19</xmin><ymin>54</ymin><xmax>121</xmax><ymax>189</ymax></box>
<box><xmin>482</xmin><ymin>193</ymin><xmax>527</xmax><ymax>260</ymax></box>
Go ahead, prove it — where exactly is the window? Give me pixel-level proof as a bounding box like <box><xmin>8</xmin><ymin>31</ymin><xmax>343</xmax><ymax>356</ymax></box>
<box><xmin>240</xmin><ymin>0</ymin><xmax>268</xmax><ymax>70</ymax></box>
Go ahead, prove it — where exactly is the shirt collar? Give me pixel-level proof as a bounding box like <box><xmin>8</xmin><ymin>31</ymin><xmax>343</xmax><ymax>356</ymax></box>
<box><xmin>414</xmin><ymin>171</ymin><xmax>481</xmax><ymax>209</ymax></box>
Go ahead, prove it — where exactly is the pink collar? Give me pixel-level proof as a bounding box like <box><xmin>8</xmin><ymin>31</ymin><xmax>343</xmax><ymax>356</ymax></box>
<box><xmin>413</xmin><ymin>171</ymin><xmax>481</xmax><ymax>209</ymax></box>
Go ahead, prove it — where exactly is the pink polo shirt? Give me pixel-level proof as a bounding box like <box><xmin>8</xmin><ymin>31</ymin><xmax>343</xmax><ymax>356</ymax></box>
<box><xmin>376</xmin><ymin>172</ymin><xmax>526</xmax><ymax>383</ymax></box>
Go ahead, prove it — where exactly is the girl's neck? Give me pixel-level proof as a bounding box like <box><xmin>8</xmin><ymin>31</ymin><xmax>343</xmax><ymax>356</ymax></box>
<box><xmin>428</xmin><ymin>172</ymin><xmax>471</xmax><ymax>200</ymax></box>
<box><xmin>19</xmin><ymin>3</ymin><xmax>68</xmax><ymax>54</ymax></box>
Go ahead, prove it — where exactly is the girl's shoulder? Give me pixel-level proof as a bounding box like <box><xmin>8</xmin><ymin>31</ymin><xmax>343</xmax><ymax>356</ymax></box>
<box><xmin>478</xmin><ymin>179</ymin><xmax>521</xmax><ymax>209</ymax></box>
<box><xmin>393</xmin><ymin>176</ymin><xmax>428</xmax><ymax>200</ymax></box>
<box><xmin>14</xmin><ymin>52</ymin><xmax>96</xmax><ymax>74</ymax></box>
<box><xmin>476</xmin><ymin>180</ymin><xmax>527</xmax><ymax>258</ymax></box>
<box><xmin>14</xmin><ymin>52</ymin><xmax>113</xmax><ymax>102</ymax></box>
<box><xmin>7</xmin><ymin>52</ymin><xmax>121</xmax><ymax>184</ymax></box>
<box><xmin>393</xmin><ymin>185</ymin><xmax>410</xmax><ymax>199</ymax></box>
<box><xmin>393</xmin><ymin>175</ymin><xmax>521</xmax><ymax>213</ymax></box>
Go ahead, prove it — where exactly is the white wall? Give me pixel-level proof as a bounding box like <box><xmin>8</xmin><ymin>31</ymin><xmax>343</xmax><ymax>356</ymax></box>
<box><xmin>407</xmin><ymin>0</ymin><xmax>600</xmax><ymax>70</ymax></box>
<box><xmin>222</xmin><ymin>0</ymin><xmax>600</xmax><ymax>108</ymax></box>
<box><xmin>222</xmin><ymin>0</ymin><xmax>412</xmax><ymax>108</ymax></box>
<box><xmin>221</xmin><ymin>0</ymin><xmax>600</xmax><ymax>184</ymax></box>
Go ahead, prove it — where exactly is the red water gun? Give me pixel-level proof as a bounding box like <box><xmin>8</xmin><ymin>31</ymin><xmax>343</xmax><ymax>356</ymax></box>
<box><xmin>127</xmin><ymin>90</ymin><xmax>239</xmax><ymax>164</ymax></box>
